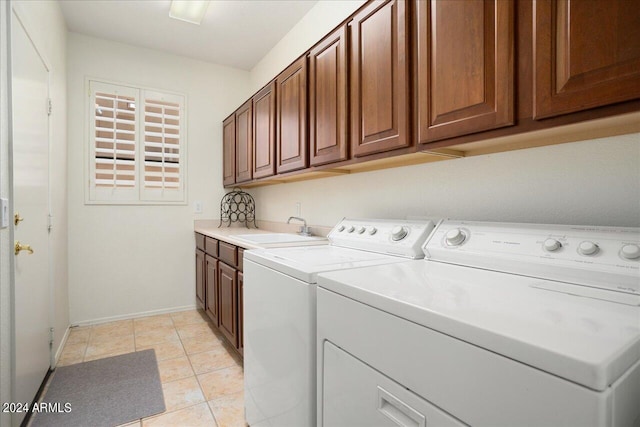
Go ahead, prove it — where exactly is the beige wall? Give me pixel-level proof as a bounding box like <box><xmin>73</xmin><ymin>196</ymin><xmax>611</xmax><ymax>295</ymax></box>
<box><xmin>251</xmin><ymin>134</ymin><xmax>640</xmax><ymax>228</ymax></box>
<box><xmin>247</xmin><ymin>1</ymin><xmax>640</xmax><ymax>229</ymax></box>
<box><xmin>67</xmin><ymin>33</ymin><xmax>251</xmax><ymax>325</ymax></box>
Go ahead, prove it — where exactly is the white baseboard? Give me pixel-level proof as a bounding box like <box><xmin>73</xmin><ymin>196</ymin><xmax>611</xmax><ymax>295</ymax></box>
<box><xmin>53</xmin><ymin>326</ymin><xmax>71</xmax><ymax>367</ymax></box>
<box><xmin>70</xmin><ymin>304</ymin><xmax>198</xmax><ymax>328</ymax></box>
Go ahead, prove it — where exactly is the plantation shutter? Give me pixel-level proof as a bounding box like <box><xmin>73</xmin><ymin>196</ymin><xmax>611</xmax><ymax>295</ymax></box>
<box><xmin>89</xmin><ymin>82</ymin><xmax>139</xmax><ymax>201</ymax></box>
<box><xmin>141</xmin><ymin>91</ymin><xmax>185</xmax><ymax>201</ymax></box>
<box><xmin>87</xmin><ymin>80</ymin><xmax>186</xmax><ymax>204</ymax></box>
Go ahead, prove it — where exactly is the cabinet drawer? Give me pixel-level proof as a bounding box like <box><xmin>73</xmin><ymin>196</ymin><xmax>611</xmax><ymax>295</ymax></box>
<box><xmin>195</xmin><ymin>233</ymin><xmax>205</xmax><ymax>251</ymax></box>
<box><xmin>238</xmin><ymin>248</ymin><xmax>244</xmax><ymax>271</ymax></box>
<box><xmin>219</xmin><ymin>241</ymin><xmax>238</xmax><ymax>267</ymax></box>
<box><xmin>205</xmin><ymin>237</ymin><xmax>218</xmax><ymax>257</ymax></box>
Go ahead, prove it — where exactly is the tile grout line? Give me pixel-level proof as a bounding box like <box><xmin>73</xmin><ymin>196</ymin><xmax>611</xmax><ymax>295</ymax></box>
<box><xmin>81</xmin><ymin>326</ymin><xmax>93</xmax><ymax>362</ymax></box>
<box><xmin>58</xmin><ymin>311</ymin><xmax>239</xmax><ymax>425</ymax></box>
<box><xmin>175</xmin><ymin>311</ymin><xmax>232</xmax><ymax>426</ymax></box>
<box><xmin>172</xmin><ymin>312</ymin><xmax>218</xmax><ymax>421</ymax></box>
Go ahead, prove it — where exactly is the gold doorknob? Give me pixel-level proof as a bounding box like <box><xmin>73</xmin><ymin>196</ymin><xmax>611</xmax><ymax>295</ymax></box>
<box><xmin>15</xmin><ymin>241</ymin><xmax>34</xmax><ymax>255</ymax></box>
<box><xmin>14</xmin><ymin>213</ymin><xmax>24</xmax><ymax>226</ymax></box>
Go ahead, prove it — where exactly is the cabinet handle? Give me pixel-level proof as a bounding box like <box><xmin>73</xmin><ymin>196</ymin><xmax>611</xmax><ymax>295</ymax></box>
<box><xmin>377</xmin><ymin>386</ymin><xmax>426</xmax><ymax>427</ymax></box>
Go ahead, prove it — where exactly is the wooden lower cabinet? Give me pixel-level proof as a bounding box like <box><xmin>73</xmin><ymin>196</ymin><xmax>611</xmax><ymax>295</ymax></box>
<box><xmin>238</xmin><ymin>271</ymin><xmax>244</xmax><ymax>355</ymax></box>
<box><xmin>195</xmin><ymin>249</ymin><xmax>205</xmax><ymax>309</ymax></box>
<box><xmin>205</xmin><ymin>254</ymin><xmax>219</xmax><ymax>326</ymax></box>
<box><xmin>195</xmin><ymin>233</ymin><xmax>244</xmax><ymax>356</ymax></box>
<box><xmin>218</xmin><ymin>262</ymin><xmax>239</xmax><ymax>348</ymax></box>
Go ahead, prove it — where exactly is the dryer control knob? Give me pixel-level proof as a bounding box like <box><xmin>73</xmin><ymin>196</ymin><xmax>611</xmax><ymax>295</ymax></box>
<box><xmin>391</xmin><ymin>226</ymin><xmax>408</xmax><ymax>241</ymax></box>
<box><xmin>346</xmin><ymin>226</ymin><xmax>355</xmax><ymax>233</ymax></box>
<box><xmin>445</xmin><ymin>228</ymin><xmax>466</xmax><ymax>246</ymax></box>
<box><xmin>621</xmin><ymin>244</ymin><xmax>640</xmax><ymax>260</ymax></box>
<box><xmin>578</xmin><ymin>241</ymin><xmax>599</xmax><ymax>256</ymax></box>
<box><xmin>543</xmin><ymin>238</ymin><xmax>562</xmax><ymax>252</ymax></box>
<box><xmin>356</xmin><ymin>226</ymin><xmax>366</xmax><ymax>234</ymax></box>
<box><xmin>368</xmin><ymin>227</ymin><xmax>377</xmax><ymax>235</ymax></box>
<box><xmin>337</xmin><ymin>225</ymin><xmax>345</xmax><ymax>232</ymax></box>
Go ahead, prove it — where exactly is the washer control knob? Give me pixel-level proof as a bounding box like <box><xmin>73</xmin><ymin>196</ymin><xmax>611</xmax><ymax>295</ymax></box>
<box><xmin>337</xmin><ymin>225</ymin><xmax>345</xmax><ymax>232</ymax></box>
<box><xmin>391</xmin><ymin>226</ymin><xmax>408</xmax><ymax>241</ymax></box>
<box><xmin>445</xmin><ymin>228</ymin><xmax>466</xmax><ymax>246</ymax></box>
<box><xmin>621</xmin><ymin>244</ymin><xmax>640</xmax><ymax>260</ymax></box>
<box><xmin>368</xmin><ymin>227</ymin><xmax>377</xmax><ymax>235</ymax></box>
<box><xmin>578</xmin><ymin>241</ymin><xmax>599</xmax><ymax>256</ymax></box>
<box><xmin>356</xmin><ymin>226</ymin><xmax>366</xmax><ymax>234</ymax></box>
<box><xmin>346</xmin><ymin>226</ymin><xmax>355</xmax><ymax>233</ymax></box>
<box><xmin>543</xmin><ymin>238</ymin><xmax>562</xmax><ymax>252</ymax></box>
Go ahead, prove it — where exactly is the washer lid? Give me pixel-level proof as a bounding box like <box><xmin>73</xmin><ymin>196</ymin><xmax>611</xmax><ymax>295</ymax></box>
<box><xmin>318</xmin><ymin>261</ymin><xmax>640</xmax><ymax>391</ymax></box>
<box><xmin>244</xmin><ymin>245</ymin><xmax>414</xmax><ymax>283</ymax></box>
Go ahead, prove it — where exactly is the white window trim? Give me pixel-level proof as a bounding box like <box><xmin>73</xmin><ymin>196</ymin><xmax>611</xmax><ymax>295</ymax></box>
<box><xmin>84</xmin><ymin>77</ymin><xmax>188</xmax><ymax>205</ymax></box>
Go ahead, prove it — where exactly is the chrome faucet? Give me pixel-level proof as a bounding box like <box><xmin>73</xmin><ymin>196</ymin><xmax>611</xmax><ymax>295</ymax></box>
<box><xmin>287</xmin><ymin>216</ymin><xmax>312</xmax><ymax>236</ymax></box>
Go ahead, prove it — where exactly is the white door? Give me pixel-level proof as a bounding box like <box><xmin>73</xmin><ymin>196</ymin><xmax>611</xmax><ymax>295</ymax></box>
<box><xmin>11</xmin><ymin>11</ymin><xmax>51</xmax><ymax>427</ymax></box>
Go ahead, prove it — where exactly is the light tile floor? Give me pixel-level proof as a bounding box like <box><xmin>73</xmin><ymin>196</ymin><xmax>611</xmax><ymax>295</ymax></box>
<box><xmin>55</xmin><ymin>309</ymin><xmax>245</xmax><ymax>427</ymax></box>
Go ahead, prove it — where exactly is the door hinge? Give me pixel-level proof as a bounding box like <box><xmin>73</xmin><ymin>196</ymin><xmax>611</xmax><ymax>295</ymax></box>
<box><xmin>47</xmin><ymin>98</ymin><xmax>52</xmax><ymax>116</ymax></box>
<box><xmin>47</xmin><ymin>214</ymin><xmax>53</xmax><ymax>232</ymax></box>
<box><xmin>49</xmin><ymin>327</ymin><xmax>54</xmax><ymax>346</ymax></box>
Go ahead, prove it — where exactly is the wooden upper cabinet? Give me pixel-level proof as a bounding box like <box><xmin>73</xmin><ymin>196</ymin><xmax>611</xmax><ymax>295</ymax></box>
<box><xmin>235</xmin><ymin>100</ymin><xmax>253</xmax><ymax>183</ymax></box>
<box><xmin>276</xmin><ymin>56</ymin><xmax>308</xmax><ymax>173</ymax></box>
<box><xmin>416</xmin><ymin>0</ymin><xmax>514</xmax><ymax>144</ymax></box>
<box><xmin>534</xmin><ymin>0</ymin><xmax>640</xmax><ymax>119</ymax></box>
<box><xmin>350</xmin><ymin>0</ymin><xmax>411</xmax><ymax>157</ymax></box>
<box><xmin>309</xmin><ymin>25</ymin><xmax>349</xmax><ymax>166</ymax></box>
<box><xmin>222</xmin><ymin>114</ymin><xmax>236</xmax><ymax>187</ymax></box>
<box><xmin>253</xmin><ymin>82</ymin><xmax>276</xmax><ymax>179</ymax></box>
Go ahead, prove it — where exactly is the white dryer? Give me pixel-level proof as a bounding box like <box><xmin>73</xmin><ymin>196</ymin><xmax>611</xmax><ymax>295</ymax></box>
<box><xmin>243</xmin><ymin>218</ymin><xmax>438</xmax><ymax>427</ymax></box>
<box><xmin>317</xmin><ymin>220</ymin><xmax>640</xmax><ymax>427</ymax></box>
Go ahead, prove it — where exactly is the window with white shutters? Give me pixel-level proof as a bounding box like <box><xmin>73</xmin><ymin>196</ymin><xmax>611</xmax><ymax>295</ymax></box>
<box><xmin>87</xmin><ymin>80</ymin><xmax>186</xmax><ymax>204</ymax></box>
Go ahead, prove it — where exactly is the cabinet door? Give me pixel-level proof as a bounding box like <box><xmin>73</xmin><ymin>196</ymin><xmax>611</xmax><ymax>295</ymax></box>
<box><xmin>222</xmin><ymin>114</ymin><xmax>236</xmax><ymax>186</ymax></box>
<box><xmin>253</xmin><ymin>82</ymin><xmax>276</xmax><ymax>179</ymax></box>
<box><xmin>235</xmin><ymin>99</ymin><xmax>253</xmax><ymax>183</ymax></box>
<box><xmin>534</xmin><ymin>0</ymin><xmax>640</xmax><ymax>119</ymax></box>
<box><xmin>205</xmin><ymin>255</ymin><xmax>219</xmax><ymax>326</ymax></box>
<box><xmin>238</xmin><ymin>271</ymin><xmax>244</xmax><ymax>355</ymax></box>
<box><xmin>350</xmin><ymin>0</ymin><xmax>410</xmax><ymax>157</ymax></box>
<box><xmin>309</xmin><ymin>25</ymin><xmax>349</xmax><ymax>166</ymax></box>
<box><xmin>416</xmin><ymin>0</ymin><xmax>514</xmax><ymax>144</ymax></box>
<box><xmin>195</xmin><ymin>249</ymin><xmax>205</xmax><ymax>309</ymax></box>
<box><xmin>218</xmin><ymin>262</ymin><xmax>238</xmax><ymax>347</ymax></box>
<box><xmin>276</xmin><ymin>56</ymin><xmax>308</xmax><ymax>173</ymax></box>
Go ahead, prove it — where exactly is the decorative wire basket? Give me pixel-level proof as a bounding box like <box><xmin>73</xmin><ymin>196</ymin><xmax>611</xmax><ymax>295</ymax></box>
<box><xmin>218</xmin><ymin>187</ymin><xmax>258</xmax><ymax>228</ymax></box>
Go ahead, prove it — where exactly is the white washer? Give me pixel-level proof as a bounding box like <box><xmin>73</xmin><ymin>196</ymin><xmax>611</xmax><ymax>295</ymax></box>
<box><xmin>243</xmin><ymin>218</ymin><xmax>438</xmax><ymax>427</ymax></box>
<box><xmin>317</xmin><ymin>220</ymin><xmax>640</xmax><ymax>427</ymax></box>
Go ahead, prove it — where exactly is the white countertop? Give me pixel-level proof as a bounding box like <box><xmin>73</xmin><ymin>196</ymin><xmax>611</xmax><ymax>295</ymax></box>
<box><xmin>194</xmin><ymin>219</ymin><xmax>331</xmax><ymax>249</ymax></box>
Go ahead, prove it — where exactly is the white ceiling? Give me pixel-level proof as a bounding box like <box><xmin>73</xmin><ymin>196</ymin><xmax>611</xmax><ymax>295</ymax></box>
<box><xmin>59</xmin><ymin>0</ymin><xmax>319</xmax><ymax>70</ymax></box>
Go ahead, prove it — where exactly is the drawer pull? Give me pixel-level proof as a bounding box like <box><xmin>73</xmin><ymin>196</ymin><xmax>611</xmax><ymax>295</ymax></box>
<box><xmin>378</xmin><ymin>386</ymin><xmax>426</xmax><ymax>427</ymax></box>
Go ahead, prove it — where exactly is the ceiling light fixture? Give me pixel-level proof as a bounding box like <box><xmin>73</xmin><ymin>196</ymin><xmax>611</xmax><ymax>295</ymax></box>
<box><xmin>169</xmin><ymin>0</ymin><xmax>210</xmax><ymax>25</ymax></box>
